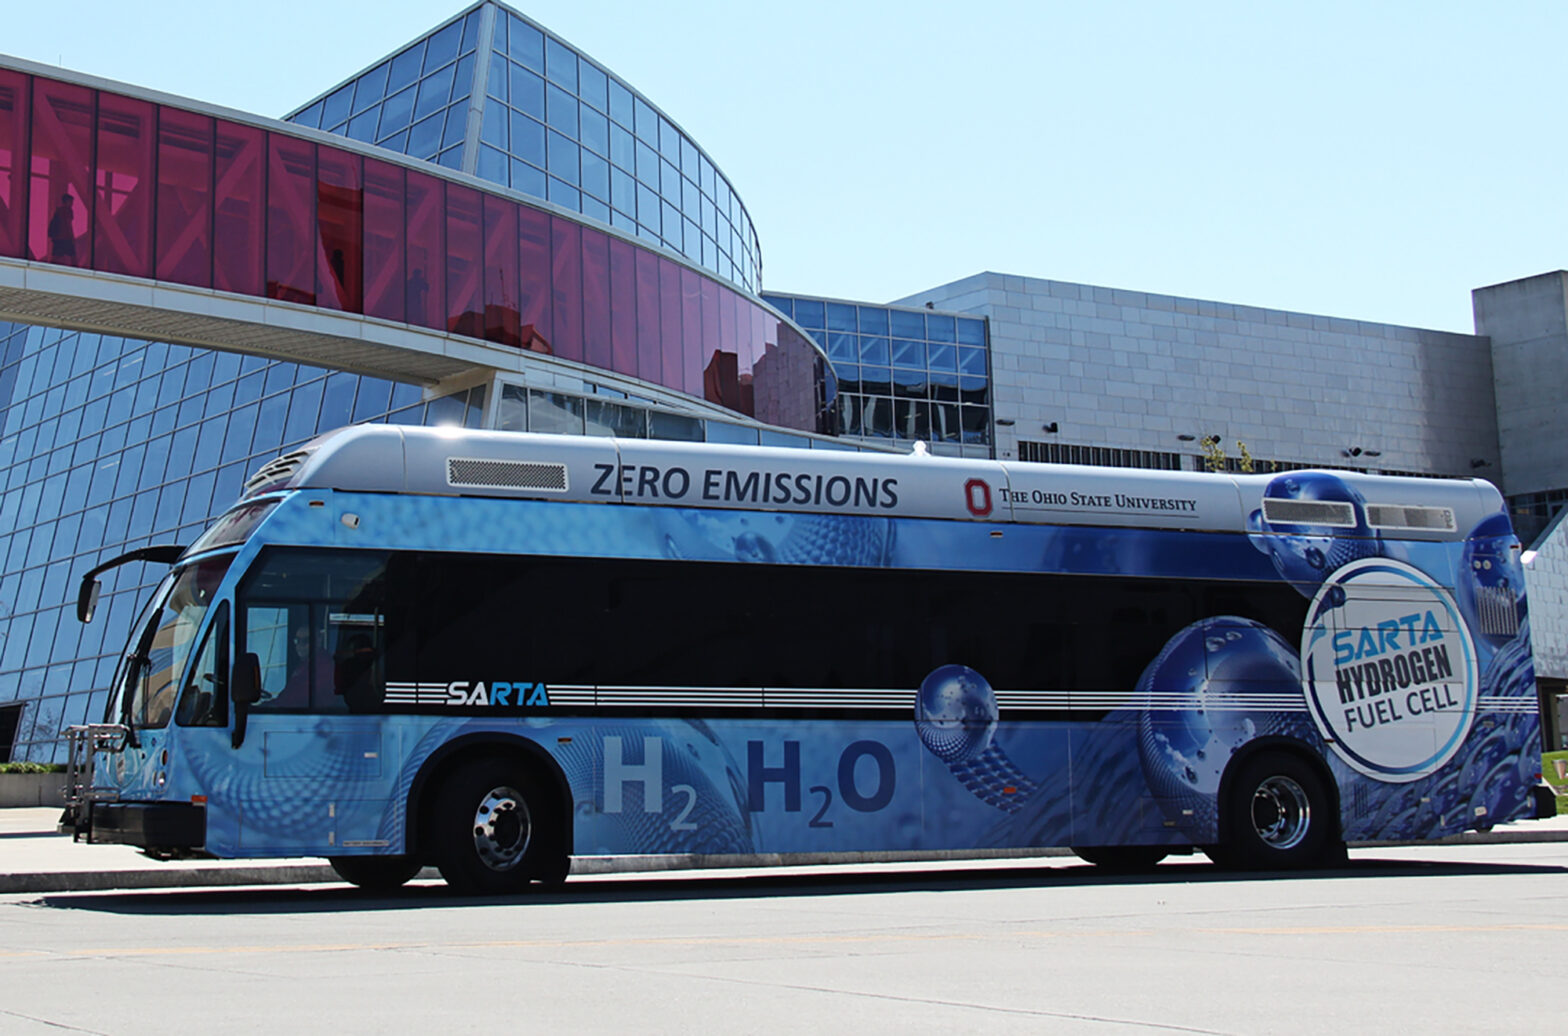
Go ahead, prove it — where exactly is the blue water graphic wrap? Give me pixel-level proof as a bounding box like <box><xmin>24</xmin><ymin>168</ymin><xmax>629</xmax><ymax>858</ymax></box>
<box><xmin>1136</xmin><ymin>618</ymin><xmax>1320</xmax><ymax>843</ymax></box>
<box><xmin>1456</xmin><ymin>513</ymin><xmax>1528</xmax><ymax>649</ymax></box>
<box><xmin>130</xmin><ymin>480</ymin><xmax>1542</xmax><ymax>860</ymax></box>
<box><xmin>658</xmin><ymin>508</ymin><xmax>896</xmax><ymax>567</ymax></box>
<box><xmin>1248</xmin><ymin>472</ymin><xmax>1386</xmax><ymax>597</ymax></box>
<box><xmin>915</xmin><ymin>665</ymin><xmax>1037</xmax><ymax>813</ymax></box>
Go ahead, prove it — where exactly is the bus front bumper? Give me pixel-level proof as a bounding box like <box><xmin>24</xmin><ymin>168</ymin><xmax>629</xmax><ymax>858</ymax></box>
<box><xmin>64</xmin><ymin>801</ymin><xmax>207</xmax><ymax>855</ymax></box>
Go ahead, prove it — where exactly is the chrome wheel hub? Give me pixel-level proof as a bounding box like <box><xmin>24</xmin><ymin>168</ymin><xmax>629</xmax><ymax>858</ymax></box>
<box><xmin>1250</xmin><ymin>775</ymin><xmax>1310</xmax><ymax>850</ymax></box>
<box><xmin>472</xmin><ymin>785</ymin><xmax>531</xmax><ymax>871</ymax></box>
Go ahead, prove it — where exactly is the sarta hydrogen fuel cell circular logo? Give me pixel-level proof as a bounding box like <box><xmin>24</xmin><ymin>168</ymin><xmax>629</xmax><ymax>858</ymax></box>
<box><xmin>1302</xmin><ymin>557</ymin><xmax>1478</xmax><ymax>783</ymax></box>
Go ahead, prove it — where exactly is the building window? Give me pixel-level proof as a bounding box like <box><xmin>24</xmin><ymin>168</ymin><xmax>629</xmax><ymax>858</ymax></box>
<box><xmin>1019</xmin><ymin>441</ymin><xmax>1182</xmax><ymax>470</ymax></box>
<box><xmin>770</xmin><ymin>295</ymin><xmax>990</xmax><ymax>453</ymax></box>
<box><xmin>1508</xmin><ymin>488</ymin><xmax>1568</xmax><ymax>547</ymax></box>
<box><xmin>0</xmin><ymin>704</ymin><xmax>22</xmax><ymax>763</ymax></box>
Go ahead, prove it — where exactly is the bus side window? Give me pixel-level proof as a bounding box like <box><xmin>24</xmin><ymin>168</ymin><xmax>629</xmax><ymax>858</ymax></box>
<box><xmin>327</xmin><ymin>620</ymin><xmax>383</xmax><ymax>713</ymax></box>
<box><xmin>244</xmin><ymin>605</ymin><xmax>309</xmax><ymax>709</ymax></box>
<box><xmin>175</xmin><ymin>602</ymin><xmax>229</xmax><ymax>727</ymax></box>
<box><xmin>233</xmin><ymin>548</ymin><xmax>404</xmax><ymax>712</ymax></box>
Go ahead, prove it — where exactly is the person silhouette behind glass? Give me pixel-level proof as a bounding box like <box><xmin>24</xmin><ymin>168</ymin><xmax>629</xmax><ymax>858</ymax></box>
<box><xmin>48</xmin><ymin>193</ymin><xmax>76</xmax><ymax>264</ymax></box>
<box><xmin>282</xmin><ymin>622</ymin><xmax>332</xmax><ymax>707</ymax></box>
<box><xmin>407</xmin><ymin>267</ymin><xmax>429</xmax><ymax>325</ymax></box>
<box><xmin>335</xmin><ymin>633</ymin><xmax>379</xmax><ymax>712</ymax></box>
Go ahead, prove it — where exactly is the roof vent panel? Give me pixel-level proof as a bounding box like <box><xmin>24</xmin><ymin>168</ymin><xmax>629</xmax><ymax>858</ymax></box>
<box><xmin>242</xmin><ymin>450</ymin><xmax>311</xmax><ymax>497</ymax></box>
<box><xmin>1366</xmin><ymin>504</ymin><xmax>1456</xmax><ymax>532</ymax></box>
<box><xmin>1260</xmin><ymin>497</ymin><xmax>1357</xmax><ymax>528</ymax></box>
<box><xmin>447</xmin><ymin>457</ymin><xmax>569</xmax><ymax>493</ymax></box>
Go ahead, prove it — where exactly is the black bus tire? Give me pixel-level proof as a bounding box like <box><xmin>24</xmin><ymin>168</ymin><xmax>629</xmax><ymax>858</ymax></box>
<box><xmin>1072</xmin><ymin>846</ymin><xmax>1169</xmax><ymax>872</ymax></box>
<box><xmin>1216</xmin><ymin>752</ymin><xmax>1339</xmax><ymax>870</ymax></box>
<box><xmin>328</xmin><ymin>855</ymin><xmax>423</xmax><ymax>892</ymax></box>
<box><xmin>429</xmin><ymin>757</ymin><xmax>555</xmax><ymax>894</ymax></box>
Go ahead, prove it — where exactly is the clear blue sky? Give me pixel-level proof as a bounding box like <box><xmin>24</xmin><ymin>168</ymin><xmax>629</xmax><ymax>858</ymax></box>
<box><xmin>6</xmin><ymin>1</ymin><xmax>1564</xmax><ymax>333</ymax></box>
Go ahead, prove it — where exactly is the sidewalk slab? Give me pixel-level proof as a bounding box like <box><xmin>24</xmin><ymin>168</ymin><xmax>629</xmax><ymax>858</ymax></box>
<box><xmin>0</xmin><ymin>808</ymin><xmax>342</xmax><ymax>892</ymax></box>
<box><xmin>0</xmin><ymin>865</ymin><xmax>341</xmax><ymax>894</ymax></box>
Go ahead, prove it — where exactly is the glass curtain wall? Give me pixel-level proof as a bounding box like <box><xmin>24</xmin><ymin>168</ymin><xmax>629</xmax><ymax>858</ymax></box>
<box><xmin>287</xmin><ymin>2</ymin><xmax>762</xmax><ymax>293</ymax></box>
<box><xmin>0</xmin><ymin>63</ymin><xmax>826</xmax><ymax>432</ymax></box>
<box><xmin>765</xmin><ymin>295</ymin><xmax>992</xmax><ymax>457</ymax></box>
<box><xmin>289</xmin><ymin>8</ymin><xmax>482</xmax><ymax>173</ymax></box>
<box><xmin>0</xmin><ymin>322</ymin><xmax>473</xmax><ymax>762</ymax></box>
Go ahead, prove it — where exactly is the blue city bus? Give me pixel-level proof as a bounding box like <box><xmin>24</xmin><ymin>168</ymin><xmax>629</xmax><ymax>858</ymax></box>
<box><xmin>60</xmin><ymin>425</ymin><xmax>1553</xmax><ymax>892</ymax></box>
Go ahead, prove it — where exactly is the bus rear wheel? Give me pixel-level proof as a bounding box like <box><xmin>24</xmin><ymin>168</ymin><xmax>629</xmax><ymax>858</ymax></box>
<box><xmin>329</xmin><ymin>855</ymin><xmax>423</xmax><ymax>892</ymax></box>
<box><xmin>1072</xmin><ymin>846</ymin><xmax>1169</xmax><ymax>872</ymax></box>
<box><xmin>429</xmin><ymin>758</ymin><xmax>557</xmax><ymax>894</ymax></box>
<box><xmin>1212</xmin><ymin>753</ymin><xmax>1339</xmax><ymax>870</ymax></box>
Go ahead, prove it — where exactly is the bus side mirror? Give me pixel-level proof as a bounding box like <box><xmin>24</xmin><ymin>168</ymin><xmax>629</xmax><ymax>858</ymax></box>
<box><xmin>231</xmin><ymin>652</ymin><xmax>261</xmax><ymax>749</ymax></box>
<box><xmin>232</xmin><ymin>652</ymin><xmax>262</xmax><ymax>707</ymax></box>
<box><xmin>77</xmin><ymin>579</ymin><xmax>101</xmax><ymax>624</ymax></box>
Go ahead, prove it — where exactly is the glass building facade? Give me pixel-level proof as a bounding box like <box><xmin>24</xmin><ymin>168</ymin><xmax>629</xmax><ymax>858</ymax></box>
<box><xmin>0</xmin><ymin>60</ymin><xmax>830</xmax><ymax>431</ymax></box>
<box><xmin>4</xmin><ymin>0</ymin><xmax>1560</xmax><ymax>759</ymax></box>
<box><xmin>0</xmin><ymin>324</ymin><xmax>460</xmax><ymax>761</ymax></box>
<box><xmin>12</xmin><ymin>0</ymin><xmax>1568</xmax><ymax>767</ymax></box>
<box><xmin>764</xmin><ymin>294</ymin><xmax>992</xmax><ymax>457</ymax></box>
<box><xmin>0</xmin><ymin>316</ymin><xmax>856</xmax><ymax>762</ymax></box>
<box><xmin>288</xmin><ymin>10</ymin><xmax>483</xmax><ymax>173</ymax></box>
<box><xmin>0</xmin><ymin>4</ymin><xmax>859</xmax><ymax>761</ymax></box>
<box><xmin>287</xmin><ymin>3</ymin><xmax>763</xmax><ymax>294</ymax></box>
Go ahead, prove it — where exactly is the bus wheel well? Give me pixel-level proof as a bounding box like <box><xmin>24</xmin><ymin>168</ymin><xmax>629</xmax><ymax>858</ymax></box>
<box><xmin>1212</xmin><ymin>738</ymin><xmax>1344</xmax><ymax>869</ymax></box>
<box><xmin>407</xmin><ymin>737</ymin><xmax>572</xmax><ymax>878</ymax></box>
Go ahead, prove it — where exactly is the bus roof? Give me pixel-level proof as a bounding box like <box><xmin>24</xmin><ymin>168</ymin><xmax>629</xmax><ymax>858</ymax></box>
<box><xmin>240</xmin><ymin>425</ymin><xmax>1504</xmax><ymax>539</ymax></box>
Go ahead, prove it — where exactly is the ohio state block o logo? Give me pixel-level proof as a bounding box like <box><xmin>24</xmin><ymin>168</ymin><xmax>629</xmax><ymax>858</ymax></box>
<box><xmin>964</xmin><ymin>479</ymin><xmax>992</xmax><ymax>517</ymax></box>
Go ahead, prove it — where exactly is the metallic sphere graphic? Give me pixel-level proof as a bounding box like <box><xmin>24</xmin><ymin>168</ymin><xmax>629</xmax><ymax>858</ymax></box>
<box><xmin>915</xmin><ymin>664</ymin><xmax>999</xmax><ymax>763</ymax></box>
<box><xmin>913</xmin><ymin>664</ymin><xmax>1036</xmax><ymax>813</ymax></box>
<box><xmin>1247</xmin><ymin>472</ymin><xmax>1383</xmax><ymax>597</ymax></box>
<box><xmin>1135</xmin><ymin>617</ymin><xmax>1317</xmax><ymax>841</ymax></box>
<box><xmin>1456</xmin><ymin>514</ymin><xmax>1526</xmax><ymax>649</ymax></box>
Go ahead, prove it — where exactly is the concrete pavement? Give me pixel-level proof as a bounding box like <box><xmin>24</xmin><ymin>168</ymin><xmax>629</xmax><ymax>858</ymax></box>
<box><xmin>4</xmin><ymin>805</ymin><xmax>1568</xmax><ymax>895</ymax></box>
<box><xmin>0</xmin><ymin>808</ymin><xmax>342</xmax><ymax>892</ymax></box>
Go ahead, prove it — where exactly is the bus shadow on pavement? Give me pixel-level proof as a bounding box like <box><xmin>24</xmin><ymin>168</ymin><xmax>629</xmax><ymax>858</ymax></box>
<box><xmin>34</xmin><ymin>855</ymin><xmax>1568</xmax><ymax>915</ymax></box>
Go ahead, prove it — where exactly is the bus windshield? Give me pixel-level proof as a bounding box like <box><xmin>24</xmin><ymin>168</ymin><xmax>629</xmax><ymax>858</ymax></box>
<box><xmin>120</xmin><ymin>556</ymin><xmax>233</xmax><ymax>729</ymax></box>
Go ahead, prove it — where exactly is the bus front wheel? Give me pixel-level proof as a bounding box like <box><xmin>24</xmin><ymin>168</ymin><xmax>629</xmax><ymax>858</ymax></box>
<box><xmin>430</xmin><ymin>758</ymin><xmax>556</xmax><ymax>894</ymax></box>
<box><xmin>329</xmin><ymin>855</ymin><xmax>423</xmax><ymax>892</ymax></box>
<box><xmin>1212</xmin><ymin>753</ymin><xmax>1340</xmax><ymax>870</ymax></box>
